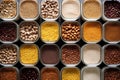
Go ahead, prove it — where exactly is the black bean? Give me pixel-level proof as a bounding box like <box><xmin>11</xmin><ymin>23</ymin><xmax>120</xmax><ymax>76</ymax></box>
<box><xmin>0</xmin><ymin>22</ymin><xmax>17</xmax><ymax>42</ymax></box>
<box><xmin>104</xmin><ymin>1</ymin><xmax>120</xmax><ymax>18</ymax></box>
<box><xmin>20</xmin><ymin>68</ymin><xmax>39</xmax><ymax>80</ymax></box>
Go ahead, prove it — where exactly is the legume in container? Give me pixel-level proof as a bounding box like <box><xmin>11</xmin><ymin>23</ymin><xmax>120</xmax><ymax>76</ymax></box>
<box><xmin>0</xmin><ymin>0</ymin><xmax>18</xmax><ymax>21</ymax></box>
<box><xmin>20</xmin><ymin>67</ymin><xmax>39</xmax><ymax>80</ymax></box>
<box><xmin>62</xmin><ymin>67</ymin><xmax>80</xmax><ymax>80</ymax></box>
<box><xmin>103</xmin><ymin>44</ymin><xmax>120</xmax><ymax>66</ymax></box>
<box><xmin>40</xmin><ymin>21</ymin><xmax>60</xmax><ymax>43</ymax></box>
<box><xmin>0</xmin><ymin>21</ymin><xmax>18</xmax><ymax>43</ymax></box>
<box><xmin>61</xmin><ymin>21</ymin><xmax>81</xmax><ymax>43</ymax></box>
<box><xmin>0</xmin><ymin>44</ymin><xmax>18</xmax><ymax>66</ymax></box>
<box><xmin>61</xmin><ymin>44</ymin><xmax>81</xmax><ymax>66</ymax></box>
<box><xmin>19</xmin><ymin>21</ymin><xmax>39</xmax><ymax>43</ymax></box>
<box><xmin>102</xmin><ymin>67</ymin><xmax>120</xmax><ymax>80</ymax></box>
<box><xmin>41</xmin><ymin>0</ymin><xmax>60</xmax><ymax>21</ymax></box>
<box><xmin>20</xmin><ymin>44</ymin><xmax>39</xmax><ymax>66</ymax></box>
<box><xmin>103</xmin><ymin>0</ymin><xmax>120</xmax><ymax>21</ymax></box>
<box><xmin>0</xmin><ymin>0</ymin><xmax>119</xmax><ymax>80</ymax></box>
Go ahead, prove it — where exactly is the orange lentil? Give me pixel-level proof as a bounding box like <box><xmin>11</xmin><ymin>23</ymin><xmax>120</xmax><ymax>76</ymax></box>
<box><xmin>83</xmin><ymin>22</ymin><xmax>102</xmax><ymax>42</ymax></box>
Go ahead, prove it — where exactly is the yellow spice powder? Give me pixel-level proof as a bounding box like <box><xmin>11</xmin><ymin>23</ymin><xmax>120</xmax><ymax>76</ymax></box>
<box><xmin>41</xmin><ymin>21</ymin><xmax>59</xmax><ymax>42</ymax></box>
<box><xmin>20</xmin><ymin>44</ymin><xmax>38</xmax><ymax>64</ymax></box>
<box><xmin>83</xmin><ymin>22</ymin><xmax>102</xmax><ymax>42</ymax></box>
<box><xmin>62</xmin><ymin>68</ymin><xmax>80</xmax><ymax>80</ymax></box>
<box><xmin>83</xmin><ymin>0</ymin><xmax>101</xmax><ymax>19</ymax></box>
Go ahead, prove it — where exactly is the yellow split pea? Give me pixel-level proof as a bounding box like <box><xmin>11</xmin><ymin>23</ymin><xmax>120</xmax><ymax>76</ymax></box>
<box><xmin>40</xmin><ymin>21</ymin><xmax>59</xmax><ymax>43</ymax></box>
<box><xmin>20</xmin><ymin>44</ymin><xmax>38</xmax><ymax>65</ymax></box>
<box><xmin>62</xmin><ymin>68</ymin><xmax>80</xmax><ymax>80</ymax></box>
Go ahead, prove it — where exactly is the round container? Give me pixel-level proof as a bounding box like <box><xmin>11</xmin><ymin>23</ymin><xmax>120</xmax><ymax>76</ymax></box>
<box><xmin>41</xmin><ymin>67</ymin><xmax>60</xmax><ymax>80</ymax></box>
<box><xmin>81</xmin><ymin>44</ymin><xmax>102</xmax><ymax>66</ymax></box>
<box><xmin>61</xmin><ymin>67</ymin><xmax>80</xmax><ymax>80</ymax></box>
<box><xmin>82</xmin><ymin>21</ymin><xmax>102</xmax><ymax>43</ymax></box>
<box><xmin>102</xmin><ymin>0</ymin><xmax>120</xmax><ymax>21</ymax></box>
<box><xmin>102</xmin><ymin>44</ymin><xmax>120</xmax><ymax>67</ymax></box>
<box><xmin>40</xmin><ymin>44</ymin><xmax>60</xmax><ymax>67</ymax></box>
<box><xmin>82</xmin><ymin>66</ymin><xmax>101</xmax><ymax>80</ymax></box>
<box><xmin>61</xmin><ymin>44</ymin><xmax>81</xmax><ymax>67</ymax></box>
<box><xmin>0</xmin><ymin>0</ymin><xmax>19</xmax><ymax>21</ymax></box>
<box><xmin>20</xmin><ymin>66</ymin><xmax>40</xmax><ymax>80</ymax></box>
<box><xmin>102</xmin><ymin>67</ymin><xmax>120</xmax><ymax>80</ymax></box>
<box><xmin>0</xmin><ymin>67</ymin><xmax>19</xmax><ymax>80</ymax></box>
<box><xmin>61</xmin><ymin>0</ymin><xmax>81</xmax><ymax>21</ymax></box>
<box><xmin>103</xmin><ymin>21</ymin><xmax>120</xmax><ymax>43</ymax></box>
<box><xmin>40</xmin><ymin>0</ymin><xmax>60</xmax><ymax>21</ymax></box>
<box><xmin>20</xmin><ymin>0</ymin><xmax>39</xmax><ymax>21</ymax></box>
<box><xmin>61</xmin><ymin>21</ymin><xmax>81</xmax><ymax>43</ymax></box>
<box><xmin>0</xmin><ymin>21</ymin><xmax>19</xmax><ymax>43</ymax></box>
<box><xmin>81</xmin><ymin>0</ymin><xmax>102</xmax><ymax>21</ymax></box>
<box><xmin>40</xmin><ymin>21</ymin><xmax>60</xmax><ymax>43</ymax></box>
<box><xmin>19</xmin><ymin>44</ymin><xmax>39</xmax><ymax>66</ymax></box>
<box><xmin>0</xmin><ymin>44</ymin><xmax>19</xmax><ymax>66</ymax></box>
<box><xmin>19</xmin><ymin>21</ymin><xmax>39</xmax><ymax>43</ymax></box>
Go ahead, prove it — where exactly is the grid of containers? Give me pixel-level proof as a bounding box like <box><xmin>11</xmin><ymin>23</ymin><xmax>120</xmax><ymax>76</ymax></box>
<box><xmin>0</xmin><ymin>0</ymin><xmax>120</xmax><ymax>80</ymax></box>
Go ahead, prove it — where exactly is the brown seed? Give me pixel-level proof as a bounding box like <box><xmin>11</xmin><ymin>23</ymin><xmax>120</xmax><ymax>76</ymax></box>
<box><xmin>62</xmin><ymin>22</ymin><xmax>80</xmax><ymax>42</ymax></box>
<box><xmin>62</xmin><ymin>45</ymin><xmax>80</xmax><ymax>64</ymax></box>
<box><xmin>104</xmin><ymin>45</ymin><xmax>120</xmax><ymax>65</ymax></box>
<box><xmin>104</xmin><ymin>68</ymin><xmax>120</xmax><ymax>80</ymax></box>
